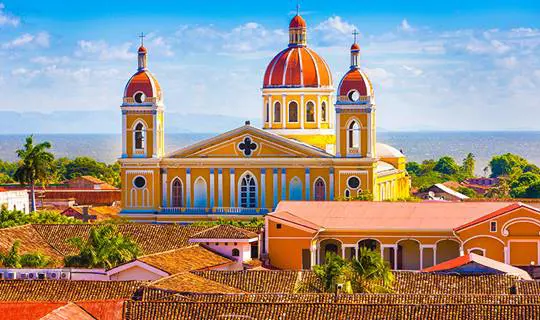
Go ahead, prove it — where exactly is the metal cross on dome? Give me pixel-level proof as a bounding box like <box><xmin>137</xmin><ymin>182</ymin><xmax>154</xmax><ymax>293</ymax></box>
<box><xmin>238</xmin><ymin>137</ymin><xmax>257</xmax><ymax>157</ymax></box>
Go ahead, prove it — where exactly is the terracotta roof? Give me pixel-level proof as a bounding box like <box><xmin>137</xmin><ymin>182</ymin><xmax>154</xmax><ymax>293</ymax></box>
<box><xmin>0</xmin><ymin>301</ymin><xmax>67</xmax><ymax>320</ymax></box>
<box><xmin>516</xmin><ymin>280</ymin><xmax>540</xmax><ymax>295</ymax></box>
<box><xmin>338</xmin><ymin>67</ymin><xmax>373</xmax><ymax>97</ymax></box>
<box><xmin>76</xmin><ymin>299</ymin><xmax>124</xmax><ymax>320</ymax></box>
<box><xmin>136</xmin><ymin>245</ymin><xmax>234</xmax><ymax>274</ymax></box>
<box><xmin>192</xmin><ymin>270</ymin><xmax>322</xmax><ymax>293</ymax></box>
<box><xmin>454</xmin><ymin>202</ymin><xmax>539</xmax><ymax>231</ymax></box>
<box><xmin>31</xmin><ymin>224</ymin><xmax>209</xmax><ymax>256</ymax></box>
<box><xmin>123</xmin><ymin>302</ymin><xmax>540</xmax><ymax>320</ymax></box>
<box><xmin>190</xmin><ymin>225</ymin><xmax>258</xmax><ymax>240</ymax></box>
<box><xmin>423</xmin><ymin>253</ymin><xmax>532</xmax><ymax>280</ymax></box>
<box><xmin>149</xmin><ymin>272</ymin><xmax>245</xmax><ymax>294</ymax></box>
<box><xmin>0</xmin><ymin>280</ymin><xmax>144</xmax><ymax>301</ymax></box>
<box><xmin>165</xmin><ymin>293</ymin><xmax>540</xmax><ymax>305</ymax></box>
<box><xmin>41</xmin><ymin>302</ymin><xmax>95</xmax><ymax>320</ymax></box>
<box><xmin>272</xmin><ymin>201</ymin><xmax>517</xmax><ymax>232</ymax></box>
<box><xmin>0</xmin><ymin>225</ymin><xmax>64</xmax><ymax>267</ymax></box>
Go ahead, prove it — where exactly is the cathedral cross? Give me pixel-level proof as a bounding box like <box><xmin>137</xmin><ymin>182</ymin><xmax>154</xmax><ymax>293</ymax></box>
<box><xmin>139</xmin><ymin>32</ymin><xmax>146</xmax><ymax>46</ymax></box>
<box><xmin>238</xmin><ymin>137</ymin><xmax>258</xmax><ymax>156</ymax></box>
<box><xmin>352</xmin><ymin>30</ymin><xmax>359</xmax><ymax>43</ymax></box>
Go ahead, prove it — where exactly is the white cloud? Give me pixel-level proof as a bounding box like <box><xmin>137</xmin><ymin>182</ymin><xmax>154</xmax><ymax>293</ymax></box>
<box><xmin>0</xmin><ymin>3</ymin><xmax>19</xmax><ymax>27</ymax></box>
<box><xmin>401</xmin><ymin>65</ymin><xmax>423</xmax><ymax>76</ymax></box>
<box><xmin>31</xmin><ymin>56</ymin><xmax>71</xmax><ymax>65</ymax></box>
<box><xmin>313</xmin><ymin>16</ymin><xmax>357</xmax><ymax>46</ymax></box>
<box><xmin>3</xmin><ymin>32</ymin><xmax>50</xmax><ymax>49</ymax></box>
<box><xmin>75</xmin><ymin>40</ymin><xmax>135</xmax><ymax>61</ymax></box>
<box><xmin>398</xmin><ymin>19</ymin><xmax>415</xmax><ymax>32</ymax></box>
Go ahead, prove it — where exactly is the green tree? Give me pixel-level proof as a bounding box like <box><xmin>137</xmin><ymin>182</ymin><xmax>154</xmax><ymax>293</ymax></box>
<box><xmin>433</xmin><ymin>156</ymin><xmax>460</xmax><ymax>175</ymax></box>
<box><xmin>13</xmin><ymin>136</ymin><xmax>55</xmax><ymax>211</ymax></box>
<box><xmin>524</xmin><ymin>182</ymin><xmax>540</xmax><ymax>199</ymax></box>
<box><xmin>461</xmin><ymin>153</ymin><xmax>475</xmax><ymax>178</ymax></box>
<box><xmin>489</xmin><ymin>153</ymin><xmax>528</xmax><ymax>178</ymax></box>
<box><xmin>457</xmin><ymin>186</ymin><xmax>477</xmax><ymax>198</ymax></box>
<box><xmin>0</xmin><ymin>207</ymin><xmax>81</xmax><ymax>229</ymax></box>
<box><xmin>313</xmin><ymin>252</ymin><xmax>350</xmax><ymax>293</ymax></box>
<box><xmin>62</xmin><ymin>157</ymin><xmax>120</xmax><ymax>187</ymax></box>
<box><xmin>0</xmin><ymin>240</ymin><xmax>53</xmax><ymax>268</ymax></box>
<box><xmin>406</xmin><ymin>162</ymin><xmax>422</xmax><ymax>176</ymax></box>
<box><xmin>64</xmin><ymin>224</ymin><xmax>140</xmax><ymax>268</ymax></box>
<box><xmin>350</xmin><ymin>247</ymin><xmax>394</xmax><ymax>293</ymax></box>
<box><xmin>191</xmin><ymin>217</ymin><xmax>263</xmax><ymax>229</ymax></box>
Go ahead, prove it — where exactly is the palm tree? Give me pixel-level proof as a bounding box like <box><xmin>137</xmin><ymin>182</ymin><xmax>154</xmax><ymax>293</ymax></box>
<box><xmin>64</xmin><ymin>224</ymin><xmax>140</xmax><ymax>268</ymax></box>
<box><xmin>13</xmin><ymin>135</ymin><xmax>54</xmax><ymax>212</ymax></box>
<box><xmin>313</xmin><ymin>252</ymin><xmax>351</xmax><ymax>293</ymax></box>
<box><xmin>350</xmin><ymin>247</ymin><xmax>395</xmax><ymax>293</ymax></box>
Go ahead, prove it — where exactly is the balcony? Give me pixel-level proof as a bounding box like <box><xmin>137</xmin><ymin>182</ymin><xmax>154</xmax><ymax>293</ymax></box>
<box><xmin>160</xmin><ymin>207</ymin><xmax>270</xmax><ymax>215</ymax></box>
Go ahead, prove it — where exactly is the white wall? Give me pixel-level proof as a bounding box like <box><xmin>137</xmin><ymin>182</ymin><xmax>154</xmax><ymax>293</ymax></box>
<box><xmin>0</xmin><ymin>190</ymin><xmax>29</xmax><ymax>213</ymax></box>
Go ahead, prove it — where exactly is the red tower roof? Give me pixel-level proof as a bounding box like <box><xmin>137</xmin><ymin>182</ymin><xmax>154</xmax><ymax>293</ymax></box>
<box><xmin>289</xmin><ymin>15</ymin><xmax>306</xmax><ymax>28</ymax></box>
<box><xmin>263</xmin><ymin>46</ymin><xmax>332</xmax><ymax>88</ymax></box>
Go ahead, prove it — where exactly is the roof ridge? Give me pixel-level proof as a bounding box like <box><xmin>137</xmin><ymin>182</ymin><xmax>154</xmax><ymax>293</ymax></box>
<box><xmin>138</xmin><ymin>244</ymin><xmax>201</xmax><ymax>259</ymax></box>
<box><xmin>28</xmin><ymin>224</ymin><xmax>67</xmax><ymax>258</ymax></box>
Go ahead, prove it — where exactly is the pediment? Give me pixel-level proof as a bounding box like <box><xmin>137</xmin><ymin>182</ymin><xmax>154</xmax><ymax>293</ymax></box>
<box><xmin>166</xmin><ymin>125</ymin><xmax>331</xmax><ymax>159</ymax></box>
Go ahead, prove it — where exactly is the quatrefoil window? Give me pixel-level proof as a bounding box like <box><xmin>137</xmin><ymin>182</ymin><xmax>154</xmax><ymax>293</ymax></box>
<box><xmin>238</xmin><ymin>137</ymin><xmax>258</xmax><ymax>157</ymax></box>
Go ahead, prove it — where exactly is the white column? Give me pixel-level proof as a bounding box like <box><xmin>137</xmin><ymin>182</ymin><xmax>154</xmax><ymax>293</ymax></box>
<box><xmin>367</xmin><ymin>109</ymin><xmax>373</xmax><ymax>158</ymax></box>
<box><xmin>305</xmin><ymin>168</ymin><xmax>310</xmax><ymax>200</ymax></box>
<box><xmin>335</xmin><ymin>111</ymin><xmax>341</xmax><ymax>157</ymax></box>
<box><xmin>504</xmin><ymin>246</ymin><xmax>509</xmax><ymax>264</ymax></box>
<box><xmin>261</xmin><ymin>169</ymin><xmax>266</xmax><ymax>209</ymax></box>
<box><xmin>230</xmin><ymin>169</ymin><xmax>236</xmax><ymax>207</ymax></box>
<box><xmin>341</xmin><ymin>246</ymin><xmax>346</xmax><ymax>258</ymax></box>
<box><xmin>122</xmin><ymin>112</ymin><xmax>127</xmax><ymax>157</ymax></box>
<box><xmin>282</xmin><ymin>95</ymin><xmax>286</xmax><ymax>129</ymax></box>
<box><xmin>185</xmin><ymin>168</ymin><xmax>191</xmax><ymax>207</ymax></box>
<box><xmin>269</xmin><ymin>96</ymin><xmax>273</xmax><ymax>128</ymax></box>
<box><xmin>310</xmin><ymin>246</ymin><xmax>316</xmax><ymax>268</ymax></box>
<box><xmin>433</xmin><ymin>246</ymin><xmax>438</xmax><ymax>266</ymax></box>
<box><xmin>300</xmin><ymin>94</ymin><xmax>305</xmax><ymax>129</ymax></box>
<box><xmin>273</xmin><ymin>169</ymin><xmax>279</xmax><ymax>208</ymax></box>
<box><xmin>329</xmin><ymin>168</ymin><xmax>334</xmax><ymax>200</ymax></box>
<box><xmin>317</xmin><ymin>95</ymin><xmax>321</xmax><ymax>129</ymax></box>
<box><xmin>161</xmin><ymin>168</ymin><xmax>167</xmax><ymax>208</ymax></box>
<box><xmin>281</xmin><ymin>168</ymin><xmax>287</xmax><ymax>200</ymax></box>
<box><xmin>218</xmin><ymin>169</ymin><xmax>223</xmax><ymax>207</ymax></box>
<box><xmin>152</xmin><ymin>112</ymin><xmax>158</xmax><ymax>158</ymax></box>
<box><xmin>209</xmin><ymin>169</ymin><xmax>215</xmax><ymax>208</ymax></box>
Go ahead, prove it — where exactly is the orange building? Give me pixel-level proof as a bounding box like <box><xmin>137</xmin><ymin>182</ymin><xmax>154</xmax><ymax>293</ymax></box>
<box><xmin>265</xmin><ymin>201</ymin><xmax>540</xmax><ymax>270</ymax></box>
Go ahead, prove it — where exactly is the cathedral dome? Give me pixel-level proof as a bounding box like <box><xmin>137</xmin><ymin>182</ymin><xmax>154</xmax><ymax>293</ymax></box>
<box><xmin>337</xmin><ymin>41</ymin><xmax>373</xmax><ymax>101</ymax></box>
<box><xmin>124</xmin><ymin>45</ymin><xmax>162</xmax><ymax>102</ymax></box>
<box><xmin>263</xmin><ymin>14</ymin><xmax>332</xmax><ymax>88</ymax></box>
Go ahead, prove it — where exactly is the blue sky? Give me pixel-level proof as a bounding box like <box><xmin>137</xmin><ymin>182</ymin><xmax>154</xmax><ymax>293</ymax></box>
<box><xmin>0</xmin><ymin>0</ymin><xmax>540</xmax><ymax>132</ymax></box>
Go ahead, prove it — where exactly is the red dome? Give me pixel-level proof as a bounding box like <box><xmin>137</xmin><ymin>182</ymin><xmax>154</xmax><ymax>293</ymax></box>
<box><xmin>289</xmin><ymin>15</ymin><xmax>306</xmax><ymax>28</ymax></box>
<box><xmin>138</xmin><ymin>45</ymin><xmax>147</xmax><ymax>54</ymax></box>
<box><xmin>124</xmin><ymin>70</ymin><xmax>162</xmax><ymax>100</ymax></box>
<box><xmin>338</xmin><ymin>68</ymin><xmax>373</xmax><ymax>98</ymax></box>
<box><xmin>351</xmin><ymin>43</ymin><xmax>360</xmax><ymax>51</ymax></box>
<box><xmin>263</xmin><ymin>46</ymin><xmax>332</xmax><ymax>88</ymax></box>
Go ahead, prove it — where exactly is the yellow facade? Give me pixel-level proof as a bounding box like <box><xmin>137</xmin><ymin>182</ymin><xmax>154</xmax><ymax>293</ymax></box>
<box><xmin>118</xmin><ymin>13</ymin><xmax>410</xmax><ymax>222</ymax></box>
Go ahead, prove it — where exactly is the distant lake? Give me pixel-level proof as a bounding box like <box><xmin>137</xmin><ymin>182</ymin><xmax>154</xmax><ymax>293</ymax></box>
<box><xmin>1</xmin><ymin>132</ymin><xmax>539</xmax><ymax>175</ymax></box>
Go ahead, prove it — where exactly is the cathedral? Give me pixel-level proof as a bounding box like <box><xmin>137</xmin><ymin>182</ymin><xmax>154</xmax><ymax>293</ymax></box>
<box><xmin>119</xmin><ymin>13</ymin><xmax>410</xmax><ymax>222</ymax></box>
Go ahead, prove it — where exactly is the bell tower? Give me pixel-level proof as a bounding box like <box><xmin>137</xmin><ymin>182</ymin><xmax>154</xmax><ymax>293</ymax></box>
<box><xmin>121</xmin><ymin>35</ymin><xmax>165</xmax><ymax>159</ymax></box>
<box><xmin>335</xmin><ymin>32</ymin><xmax>376</xmax><ymax>158</ymax></box>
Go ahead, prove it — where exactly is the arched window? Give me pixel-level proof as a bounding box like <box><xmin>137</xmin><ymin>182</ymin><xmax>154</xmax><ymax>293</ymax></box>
<box><xmin>288</xmin><ymin>101</ymin><xmax>298</xmax><ymax>122</ymax></box>
<box><xmin>314</xmin><ymin>178</ymin><xmax>326</xmax><ymax>200</ymax></box>
<box><xmin>193</xmin><ymin>177</ymin><xmax>207</xmax><ymax>208</ymax></box>
<box><xmin>306</xmin><ymin>101</ymin><xmax>315</xmax><ymax>122</ymax></box>
<box><xmin>134</xmin><ymin>122</ymin><xmax>146</xmax><ymax>150</ymax></box>
<box><xmin>239</xmin><ymin>173</ymin><xmax>257</xmax><ymax>208</ymax></box>
<box><xmin>344</xmin><ymin>189</ymin><xmax>351</xmax><ymax>199</ymax></box>
<box><xmin>325</xmin><ymin>244</ymin><xmax>338</xmax><ymax>255</ymax></box>
<box><xmin>289</xmin><ymin>177</ymin><xmax>303</xmax><ymax>200</ymax></box>
<box><xmin>348</xmin><ymin>121</ymin><xmax>360</xmax><ymax>149</ymax></box>
<box><xmin>171</xmin><ymin>178</ymin><xmax>183</xmax><ymax>207</ymax></box>
<box><xmin>232</xmin><ymin>248</ymin><xmax>240</xmax><ymax>257</ymax></box>
<box><xmin>274</xmin><ymin>102</ymin><xmax>281</xmax><ymax>123</ymax></box>
<box><xmin>265</xmin><ymin>103</ymin><xmax>270</xmax><ymax>123</ymax></box>
<box><xmin>321</xmin><ymin>101</ymin><xmax>327</xmax><ymax>122</ymax></box>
